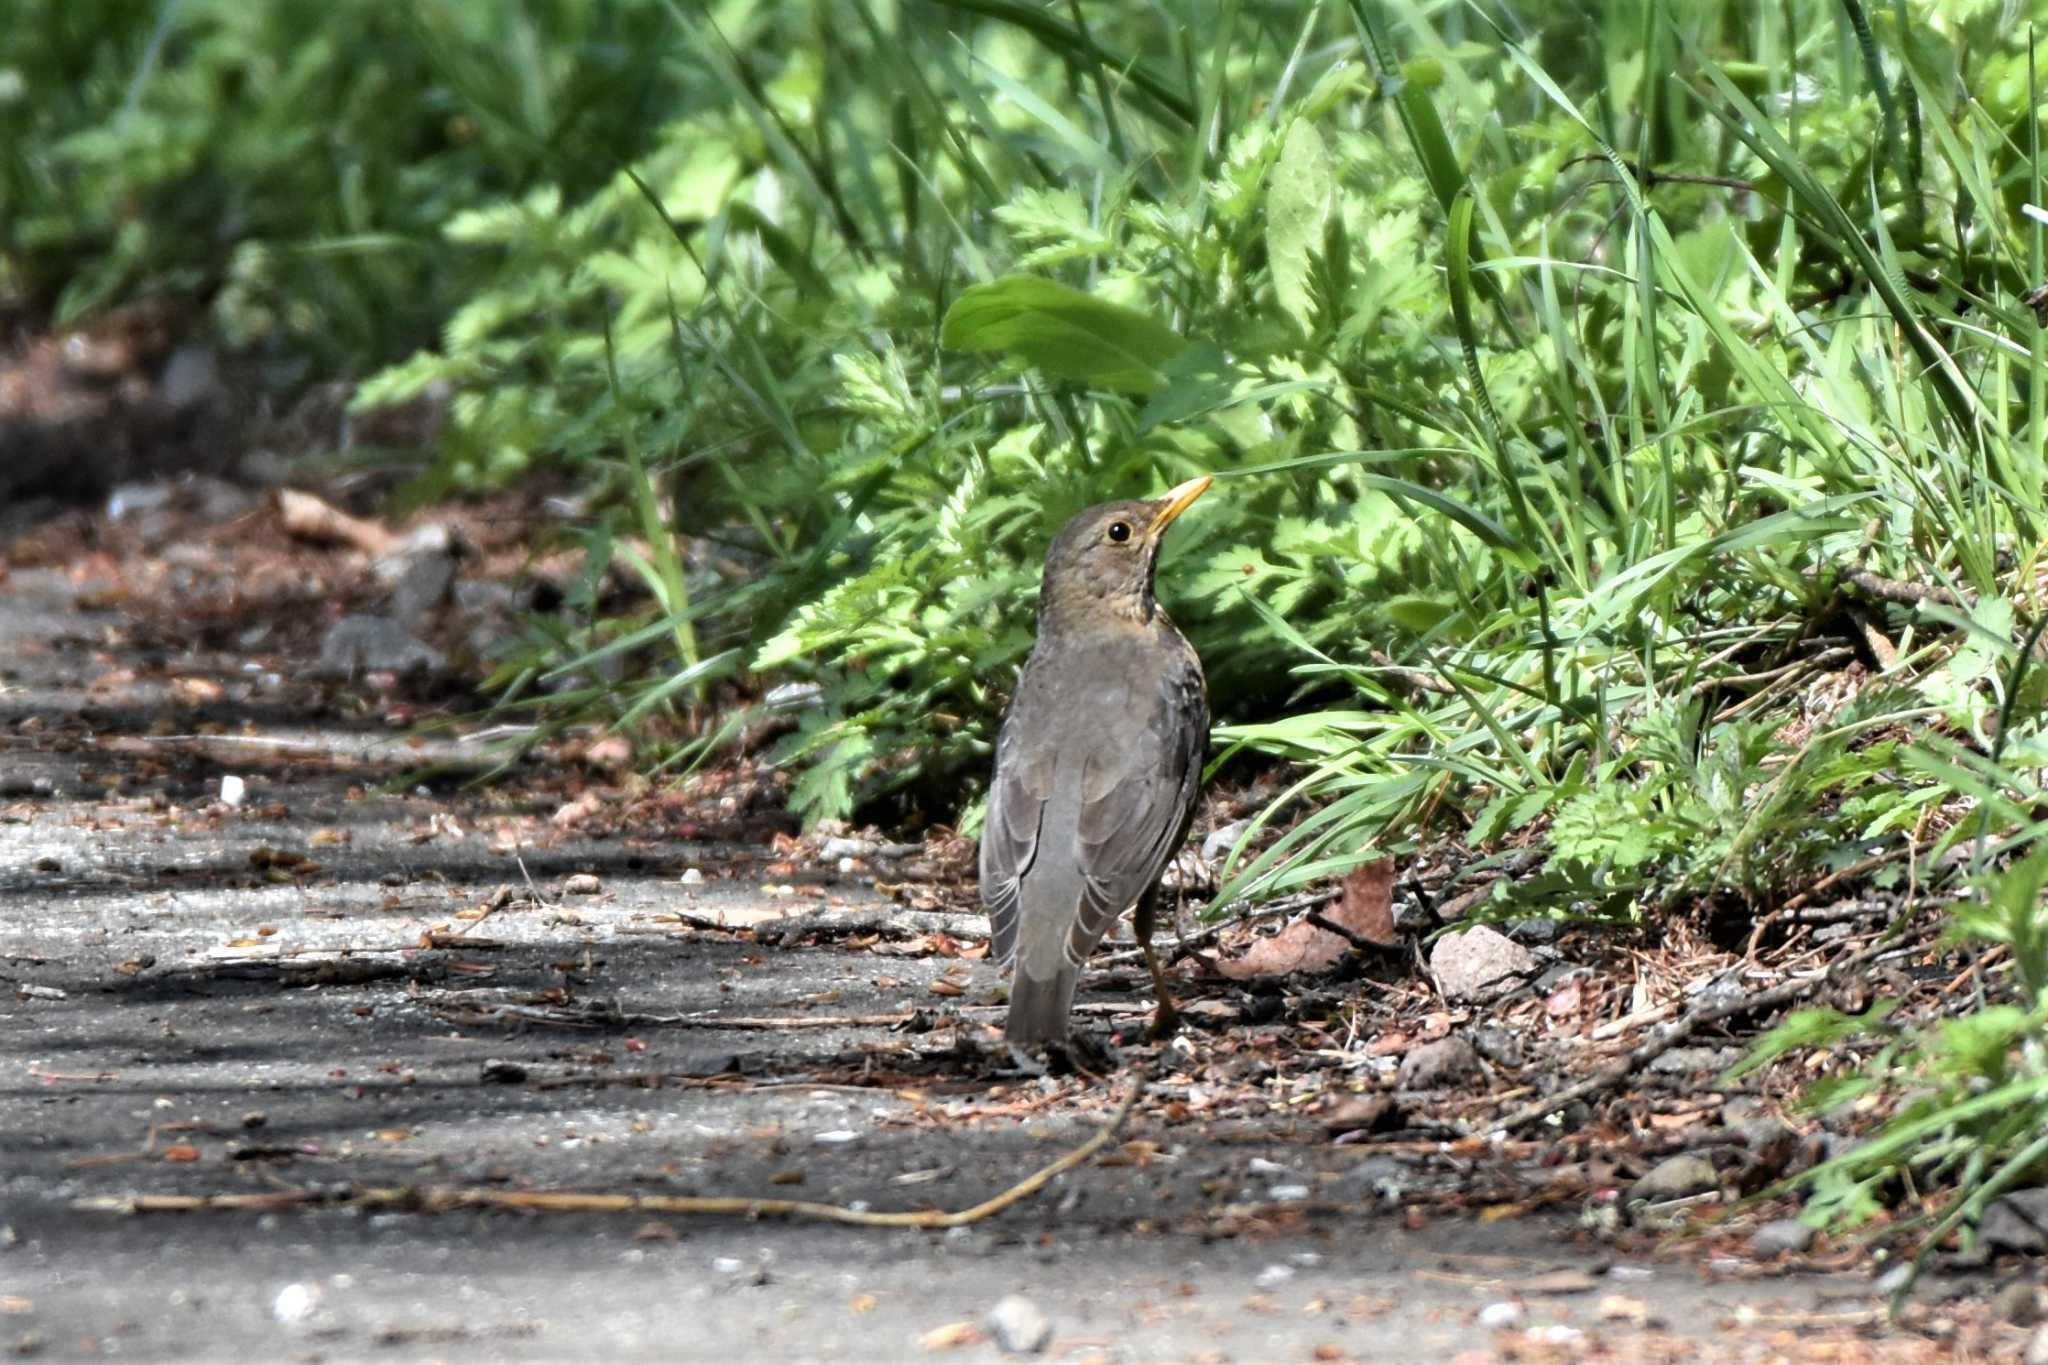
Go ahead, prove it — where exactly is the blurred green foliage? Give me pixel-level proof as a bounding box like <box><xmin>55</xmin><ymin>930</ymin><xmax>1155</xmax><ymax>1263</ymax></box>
<box><xmin>3</xmin><ymin>0</ymin><xmax>679</xmax><ymax>371</ymax></box>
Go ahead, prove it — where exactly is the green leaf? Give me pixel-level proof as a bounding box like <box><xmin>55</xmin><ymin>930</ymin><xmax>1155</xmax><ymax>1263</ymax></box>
<box><xmin>1266</xmin><ymin>118</ymin><xmax>1332</xmax><ymax>333</ymax></box>
<box><xmin>1383</xmin><ymin>595</ymin><xmax>1459</xmax><ymax>634</ymax></box>
<box><xmin>940</xmin><ymin>275</ymin><xmax>1188</xmax><ymax>394</ymax></box>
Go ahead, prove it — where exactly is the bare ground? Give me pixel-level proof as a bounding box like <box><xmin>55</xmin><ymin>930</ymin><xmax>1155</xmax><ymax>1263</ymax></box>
<box><xmin>0</xmin><ymin>495</ymin><xmax>2032</xmax><ymax>1363</ymax></box>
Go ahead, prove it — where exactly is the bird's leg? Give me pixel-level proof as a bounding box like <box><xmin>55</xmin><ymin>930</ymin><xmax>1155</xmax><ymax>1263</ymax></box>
<box><xmin>1135</xmin><ymin>885</ymin><xmax>1180</xmax><ymax>1041</ymax></box>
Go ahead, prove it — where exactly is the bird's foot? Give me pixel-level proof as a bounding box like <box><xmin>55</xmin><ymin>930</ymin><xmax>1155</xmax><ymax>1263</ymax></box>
<box><xmin>1144</xmin><ymin>1002</ymin><xmax>1181</xmax><ymax>1042</ymax></box>
<box><xmin>1047</xmin><ymin>1031</ymin><xmax>1120</xmax><ymax>1078</ymax></box>
<box><xmin>1000</xmin><ymin>1041</ymin><xmax>1049</xmax><ymax>1078</ymax></box>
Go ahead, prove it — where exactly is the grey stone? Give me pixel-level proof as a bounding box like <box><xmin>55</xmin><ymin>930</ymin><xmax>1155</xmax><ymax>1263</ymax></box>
<box><xmin>1397</xmin><ymin>1036</ymin><xmax>1481</xmax><ymax>1089</ymax></box>
<box><xmin>1429</xmin><ymin>925</ymin><xmax>1537</xmax><ymax>1003</ymax></box>
<box><xmin>1749</xmin><ymin>1219</ymin><xmax>1815</xmax><ymax>1258</ymax></box>
<box><xmin>1992</xmin><ymin>1280</ymin><xmax>2044</xmax><ymax>1327</ymax></box>
<box><xmin>1506</xmin><ymin>917</ymin><xmax>1560</xmax><ymax>944</ymax></box>
<box><xmin>985</xmin><ymin>1294</ymin><xmax>1052</xmax><ymax>1354</ymax></box>
<box><xmin>940</xmin><ymin>1226</ymin><xmax>998</xmax><ymax>1257</ymax></box>
<box><xmin>1648</xmin><ymin>1046</ymin><xmax>1739</xmax><ymax>1075</ymax></box>
<box><xmin>1686</xmin><ymin>970</ymin><xmax>1747</xmax><ymax>1011</ymax></box>
<box><xmin>1336</xmin><ymin>1157</ymin><xmax>1409</xmax><ymax>1203</ymax></box>
<box><xmin>1629</xmin><ymin>1154</ymin><xmax>1719</xmax><ymax>1204</ymax></box>
<box><xmin>374</xmin><ymin>524</ymin><xmax>459</xmax><ymax>624</ymax></box>
<box><xmin>316</xmin><ymin>615</ymin><xmax>444</xmax><ymax>678</ymax></box>
<box><xmin>1734</xmin><ymin>1116</ymin><xmax>1795</xmax><ymax>1153</ymax></box>
<box><xmin>1468</xmin><ymin>1025</ymin><xmax>1524</xmax><ymax>1068</ymax></box>
<box><xmin>1720</xmin><ymin>1096</ymin><xmax>1768</xmax><ymax>1125</ymax></box>
<box><xmin>454</xmin><ymin>578</ymin><xmax>519</xmax><ymax>613</ymax></box>
<box><xmin>1392</xmin><ymin>898</ymin><xmax>1436</xmax><ymax>933</ymax></box>
<box><xmin>1982</xmin><ymin>1188</ymin><xmax>2048</xmax><ymax>1254</ymax></box>
<box><xmin>159</xmin><ymin>345</ymin><xmax>220</xmax><ymax>411</ymax></box>
<box><xmin>389</xmin><ymin>551</ymin><xmax>456</xmax><ymax>623</ymax></box>
<box><xmin>105</xmin><ymin>483</ymin><xmax>174</xmax><ymax>522</ymax></box>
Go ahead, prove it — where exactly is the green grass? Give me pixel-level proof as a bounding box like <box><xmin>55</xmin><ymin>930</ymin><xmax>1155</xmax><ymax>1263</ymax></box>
<box><xmin>14</xmin><ymin>0</ymin><xmax>2048</xmax><ymax>1264</ymax></box>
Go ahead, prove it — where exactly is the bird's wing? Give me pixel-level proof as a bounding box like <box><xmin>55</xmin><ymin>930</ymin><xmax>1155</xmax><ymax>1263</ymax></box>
<box><xmin>979</xmin><ymin>677</ymin><xmax>1057</xmax><ymax>966</ymax></box>
<box><xmin>1063</xmin><ymin>656</ymin><xmax>1207</xmax><ymax>966</ymax></box>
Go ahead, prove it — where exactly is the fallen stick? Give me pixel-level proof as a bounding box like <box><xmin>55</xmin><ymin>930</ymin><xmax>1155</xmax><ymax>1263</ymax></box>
<box><xmin>277</xmin><ymin>488</ymin><xmax>395</xmax><ymax>554</ymax></box>
<box><xmin>74</xmin><ymin>1066</ymin><xmax>1154</xmax><ymax>1229</ymax></box>
<box><xmin>665</xmin><ymin>1012</ymin><xmax>922</xmax><ymax>1031</ymax></box>
<box><xmin>419</xmin><ymin>1000</ymin><xmax>1151</xmax><ymax>1032</ymax></box>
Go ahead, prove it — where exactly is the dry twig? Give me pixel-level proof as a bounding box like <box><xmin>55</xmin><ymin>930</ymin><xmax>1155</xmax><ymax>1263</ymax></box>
<box><xmin>75</xmin><ymin>1064</ymin><xmax>1155</xmax><ymax>1228</ymax></box>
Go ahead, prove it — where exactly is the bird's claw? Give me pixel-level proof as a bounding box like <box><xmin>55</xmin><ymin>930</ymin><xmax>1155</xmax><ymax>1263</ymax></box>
<box><xmin>1144</xmin><ymin>1005</ymin><xmax>1180</xmax><ymax>1042</ymax></box>
<box><xmin>1000</xmin><ymin>1041</ymin><xmax>1049</xmax><ymax>1077</ymax></box>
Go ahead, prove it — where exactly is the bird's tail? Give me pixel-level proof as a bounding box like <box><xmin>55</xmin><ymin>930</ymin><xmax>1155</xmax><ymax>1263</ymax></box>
<box><xmin>1004</xmin><ymin>965</ymin><xmax>1079</xmax><ymax>1045</ymax></box>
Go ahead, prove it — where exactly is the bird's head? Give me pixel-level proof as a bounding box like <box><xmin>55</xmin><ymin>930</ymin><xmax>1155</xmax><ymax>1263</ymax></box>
<box><xmin>1037</xmin><ymin>475</ymin><xmax>1212</xmax><ymax>631</ymax></box>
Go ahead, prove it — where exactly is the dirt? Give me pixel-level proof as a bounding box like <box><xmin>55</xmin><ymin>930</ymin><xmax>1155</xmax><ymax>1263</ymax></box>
<box><xmin>0</xmin><ymin>495</ymin><xmax>2033</xmax><ymax>1363</ymax></box>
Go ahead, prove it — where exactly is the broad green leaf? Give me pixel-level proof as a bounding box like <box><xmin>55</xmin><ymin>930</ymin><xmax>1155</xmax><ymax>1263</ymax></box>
<box><xmin>1266</xmin><ymin>118</ymin><xmax>1332</xmax><ymax>332</ymax></box>
<box><xmin>940</xmin><ymin>275</ymin><xmax>1187</xmax><ymax>394</ymax></box>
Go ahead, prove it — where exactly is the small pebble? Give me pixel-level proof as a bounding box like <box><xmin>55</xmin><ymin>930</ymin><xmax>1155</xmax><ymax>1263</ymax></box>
<box><xmin>1254</xmin><ymin>1264</ymin><xmax>1296</xmax><ymax>1289</ymax></box>
<box><xmin>1529</xmin><ymin>1325</ymin><xmax>1585</xmax><ymax>1346</ymax></box>
<box><xmin>711</xmin><ymin>1255</ymin><xmax>770</xmax><ymax>1285</ymax></box>
<box><xmin>680</xmin><ymin>867</ymin><xmax>705</xmax><ymax>885</ymax></box>
<box><xmin>272</xmin><ymin>1282</ymin><xmax>320</xmax><ymax>1326</ymax></box>
<box><xmin>1749</xmin><ymin>1218</ymin><xmax>1815</xmax><ymax>1258</ymax></box>
<box><xmin>985</xmin><ymin>1293</ymin><xmax>1052</xmax><ymax>1354</ymax></box>
<box><xmin>1397</xmin><ymin>1036</ymin><xmax>1480</xmax><ymax>1089</ymax></box>
<box><xmin>1478</xmin><ymin>1301</ymin><xmax>1524</xmax><ymax>1329</ymax></box>
<box><xmin>1993</xmin><ymin>1280</ymin><xmax>2044</xmax><ymax>1327</ymax></box>
<box><xmin>562</xmin><ymin>872</ymin><xmax>603</xmax><ymax>895</ymax></box>
<box><xmin>220</xmin><ymin>775</ymin><xmax>246</xmax><ymax>808</ymax></box>
<box><xmin>1629</xmin><ymin>1153</ymin><xmax>1719</xmax><ymax>1204</ymax></box>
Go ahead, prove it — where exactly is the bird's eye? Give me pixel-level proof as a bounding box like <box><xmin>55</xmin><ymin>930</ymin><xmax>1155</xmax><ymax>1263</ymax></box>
<box><xmin>1106</xmin><ymin>520</ymin><xmax>1132</xmax><ymax>544</ymax></box>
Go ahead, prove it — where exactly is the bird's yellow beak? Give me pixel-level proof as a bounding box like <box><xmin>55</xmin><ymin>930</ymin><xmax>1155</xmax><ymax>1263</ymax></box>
<box><xmin>1148</xmin><ymin>475</ymin><xmax>1212</xmax><ymax>538</ymax></box>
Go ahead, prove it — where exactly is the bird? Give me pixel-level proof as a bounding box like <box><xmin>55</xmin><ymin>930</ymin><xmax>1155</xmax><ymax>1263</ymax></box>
<box><xmin>980</xmin><ymin>475</ymin><xmax>1212</xmax><ymax>1049</ymax></box>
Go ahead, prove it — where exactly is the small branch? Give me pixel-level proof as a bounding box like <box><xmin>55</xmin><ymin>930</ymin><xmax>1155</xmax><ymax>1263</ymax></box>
<box><xmin>1302</xmin><ymin>910</ymin><xmax>1395</xmax><ymax>955</ymax></box>
<box><xmin>1688</xmin><ymin>647</ymin><xmax>1852</xmax><ymax>700</ymax></box>
<box><xmin>76</xmin><ymin>1065</ymin><xmax>1156</xmax><ymax>1228</ymax></box>
<box><xmin>276</xmin><ymin>488</ymin><xmax>396</xmax><ymax>554</ymax></box>
<box><xmin>1745</xmin><ymin>848</ymin><xmax>1912</xmax><ymax>959</ymax></box>
<box><xmin>1831</xmin><ymin>566</ymin><xmax>1967</xmax><ymax>612</ymax></box>
<box><xmin>664</xmin><ymin>1012</ymin><xmax>922</xmax><ymax>1031</ymax></box>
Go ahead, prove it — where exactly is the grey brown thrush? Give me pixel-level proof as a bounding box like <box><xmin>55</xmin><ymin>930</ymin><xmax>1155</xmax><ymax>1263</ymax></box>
<box><xmin>981</xmin><ymin>475</ymin><xmax>1211</xmax><ymax>1047</ymax></box>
